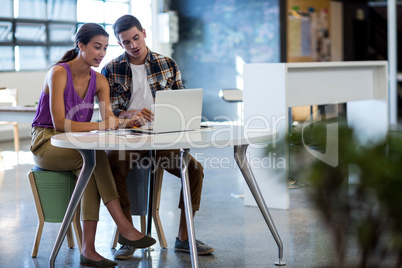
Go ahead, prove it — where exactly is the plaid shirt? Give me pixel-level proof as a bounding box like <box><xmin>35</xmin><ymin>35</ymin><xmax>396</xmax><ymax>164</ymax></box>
<box><xmin>101</xmin><ymin>48</ymin><xmax>185</xmax><ymax>116</ymax></box>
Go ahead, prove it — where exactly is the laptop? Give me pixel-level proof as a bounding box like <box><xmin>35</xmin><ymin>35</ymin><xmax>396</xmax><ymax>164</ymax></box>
<box><xmin>131</xmin><ymin>88</ymin><xmax>203</xmax><ymax>134</ymax></box>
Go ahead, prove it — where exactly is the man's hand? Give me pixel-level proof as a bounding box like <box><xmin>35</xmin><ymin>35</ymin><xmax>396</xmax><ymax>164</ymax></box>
<box><xmin>118</xmin><ymin>108</ymin><xmax>154</xmax><ymax>128</ymax></box>
<box><xmin>137</xmin><ymin>108</ymin><xmax>154</xmax><ymax>122</ymax></box>
<box><xmin>129</xmin><ymin>113</ymin><xmax>146</xmax><ymax>128</ymax></box>
<box><xmin>119</xmin><ymin>113</ymin><xmax>147</xmax><ymax>128</ymax></box>
<box><xmin>120</xmin><ymin>108</ymin><xmax>154</xmax><ymax>121</ymax></box>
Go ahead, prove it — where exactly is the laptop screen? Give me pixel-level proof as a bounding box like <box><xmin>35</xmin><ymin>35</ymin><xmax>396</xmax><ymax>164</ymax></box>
<box><xmin>149</xmin><ymin>88</ymin><xmax>203</xmax><ymax>133</ymax></box>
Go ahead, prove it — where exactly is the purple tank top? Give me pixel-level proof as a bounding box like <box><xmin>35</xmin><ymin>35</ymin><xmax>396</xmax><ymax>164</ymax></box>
<box><xmin>32</xmin><ymin>63</ymin><xmax>97</xmax><ymax>128</ymax></box>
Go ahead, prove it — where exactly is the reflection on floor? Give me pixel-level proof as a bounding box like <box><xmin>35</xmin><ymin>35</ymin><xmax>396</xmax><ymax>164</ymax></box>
<box><xmin>0</xmin><ymin>139</ymin><xmax>363</xmax><ymax>268</ymax></box>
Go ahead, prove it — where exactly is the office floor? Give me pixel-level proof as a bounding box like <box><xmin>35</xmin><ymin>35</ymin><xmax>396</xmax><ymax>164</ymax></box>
<box><xmin>0</xmin><ymin>139</ymin><xmax>387</xmax><ymax>268</ymax></box>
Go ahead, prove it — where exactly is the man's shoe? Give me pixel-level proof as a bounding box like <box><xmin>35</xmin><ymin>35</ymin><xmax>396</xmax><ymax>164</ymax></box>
<box><xmin>114</xmin><ymin>245</ymin><xmax>136</xmax><ymax>260</ymax></box>
<box><xmin>174</xmin><ymin>237</ymin><xmax>215</xmax><ymax>255</ymax></box>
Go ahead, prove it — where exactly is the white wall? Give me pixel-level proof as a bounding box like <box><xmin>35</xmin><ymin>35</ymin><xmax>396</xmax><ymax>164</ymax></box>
<box><xmin>1</xmin><ymin>71</ymin><xmax>47</xmax><ymax>106</ymax></box>
<box><xmin>0</xmin><ymin>71</ymin><xmax>47</xmax><ymax>142</ymax></box>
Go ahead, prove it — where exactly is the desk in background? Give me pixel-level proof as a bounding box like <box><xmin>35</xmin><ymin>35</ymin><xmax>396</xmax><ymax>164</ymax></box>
<box><xmin>0</xmin><ymin>106</ymin><xmax>37</xmax><ymax>123</ymax></box>
<box><xmin>244</xmin><ymin>61</ymin><xmax>388</xmax><ymax>210</ymax></box>
<box><xmin>0</xmin><ymin>105</ymin><xmax>101</xmax><ymax>124</ymax></box>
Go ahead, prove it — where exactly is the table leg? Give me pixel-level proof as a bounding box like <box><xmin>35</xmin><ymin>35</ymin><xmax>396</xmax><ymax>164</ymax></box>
<box><xmin>234</xmin><ymin>144</ymin><xmax>286</xmax><ymax>266</ymax></box>
<box><xmin>49</xmin><ymin>149</ymin><xmax>96</xmax><ymax>268</ymax></box>
<box><xmin>147</xmin><ymin>150</ymin><xmax>156</xmax><ymax>237</ymax></box>
<box><xmin>179</xmin><ymin>148</ymin><xmax>198</xmax><ymax>268</ymax></box>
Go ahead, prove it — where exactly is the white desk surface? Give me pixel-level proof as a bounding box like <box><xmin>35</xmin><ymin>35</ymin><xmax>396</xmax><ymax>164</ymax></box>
<box><xmin>51</xmin><ymin>124</ymin><xmax>278</xmax><ymax>151</ymax></box>
<box><xmin>0</xmin><ymin>105</ymin><xmax>37</xmax><ymax>112</ymax></box>
<box><xmin>0</xmin><ymin>106</ymin><xmax>37</xmax><ymax>123</ymax></box>
<box><xmin>0</xmin><ymin>105</ymin><xmax>100</xmax><ymax>123</ymax></box>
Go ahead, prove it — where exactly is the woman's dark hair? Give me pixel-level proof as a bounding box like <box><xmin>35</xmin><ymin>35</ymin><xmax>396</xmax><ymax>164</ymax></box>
<box><xmin>112</xmin><ymin>15</ymin><xmax>143</xmax><ymax>42</ymax></box>
<box><xmin>56</xmin><ymin>23</ymin><xmax>109</xmax><ymax>64</ymax></box>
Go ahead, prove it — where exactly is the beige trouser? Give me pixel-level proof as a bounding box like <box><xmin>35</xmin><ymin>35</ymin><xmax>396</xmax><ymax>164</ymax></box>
<box><xmin>107</xmin><ymin>149</ymin><xmax>204</xmax><ymax>217</ymax></box>
<box><xmin>31</xmin><ymin>127</ymin><xmax>119</xmax><ymax>221</ymax></box>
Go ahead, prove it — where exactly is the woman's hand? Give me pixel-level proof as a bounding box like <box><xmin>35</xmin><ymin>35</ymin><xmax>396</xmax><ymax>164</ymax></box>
<box><xmin>99</xmin><ymin>116</ymin><xmax>119</xmax><ymax>130</ymax></box>
<box><xmin>124</xmin><ymin>113</ymin><xmax>146</xmax><ymax>128</ymax></box>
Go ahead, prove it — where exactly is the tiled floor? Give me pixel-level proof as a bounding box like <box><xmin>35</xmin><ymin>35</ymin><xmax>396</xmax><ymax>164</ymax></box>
<box><xmin>0</xmin><ymin>138</ymin><xmax>390</xmax><ymax>268</ymax></box>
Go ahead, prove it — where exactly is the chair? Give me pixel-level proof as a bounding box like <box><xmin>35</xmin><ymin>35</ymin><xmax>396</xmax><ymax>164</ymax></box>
<box><xmin>111</xmin><ymin>165</ymin><xmax>167</xmax><ymax>248</ymax></box>
<box><xmin>27</xmin><ymin>167</ymin><xmax>82</xmax><ymax>257</ymax></box>
<box><xmin>0</xmin><ymin>87</ymin><xmax>20</xmax><ymax>154</ymax></box>
<box><xmin>220</xmin><ymin>89</ymin><xmax>244</xmax><ymax>198</ymax></box>
<box><xmin>219</xmin><ymin>88</ymin><xmax>243</xmax><ymax>102</ymax></box>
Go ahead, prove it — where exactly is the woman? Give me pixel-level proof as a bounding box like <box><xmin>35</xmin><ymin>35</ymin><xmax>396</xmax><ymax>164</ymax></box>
<box><xmin>30</xmin><ymin>23</ymin><xmax>155</xmax><ymax>267</ymax></box>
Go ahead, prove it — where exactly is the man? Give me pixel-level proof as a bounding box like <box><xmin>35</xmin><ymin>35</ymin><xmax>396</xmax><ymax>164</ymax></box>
<box><xmin>102</xmin><ymin>14</ymin><xmax>214</xmax><ymax>260</ymax></box>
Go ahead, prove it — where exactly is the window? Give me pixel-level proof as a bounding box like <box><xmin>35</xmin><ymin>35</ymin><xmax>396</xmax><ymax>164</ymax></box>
<box><xmin>0</xmin><ymin>0</ymin><xmax>131</xmax><ymax>71</ymax></box>
<box><xmin>0</xmin><ymin>46</ymin><xmax>14</xmax><ymax>70</ymax></box>
<box><xmin>0</xmin><ymin>0</ymin><xmax>157</xmax><ymax>72</ymax></box>
<box><xmin>0</xmin><ymin>22</ymin><xmax>13</xmax><ymax>43</ymax></box>
<box><xmin>77</xmin><ymin>0</ymin><xmax>154</xmax><ymax>71</ymax></box>
<box><xmin>77</xmin><ymin>0</ymin><xmax>130</xmax><ymax>71</ymax></box>
<box><xmin>131</xmin><ymin>0</ymin><xmax>153</xmax><ymax>49</ymax></box>
<box><xmin>0</xmin><ymin>0</ymin><xmax>77</xmax><ymax>71</ymax></box>
<box><xmin>0</xmin><ymin>0</ymin><xmax>13</xmax><ymax>19</ymax></box>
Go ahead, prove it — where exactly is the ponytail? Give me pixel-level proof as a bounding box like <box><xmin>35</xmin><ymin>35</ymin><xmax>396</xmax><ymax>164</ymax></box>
<box><xmin>53</xmin><ymin>23</ymin><xmax>108</xmax><ymax>66</ymax></box>
<box><xmin>55</xmin><ymin>48</ymin><xmax>78</xmax><ymax>65</ymax></box>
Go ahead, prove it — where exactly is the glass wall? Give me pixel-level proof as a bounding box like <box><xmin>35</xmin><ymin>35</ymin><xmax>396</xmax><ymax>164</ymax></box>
<box><xmin>0</xmin><ymin>0</ymin><xmax>132</xmax><ymax>71</ymax></box>
<box><xmin>0</xmin><ymin>0</ymin><xmax>77</xmax><ymax>71</ymax></box>
<box><xmin>78</xmin><ymin>0</ymin><xmax>130</xmax><ymax>71</ymax></box>
<box><xmin>0</xmin><ymin>46</ymin><xmax>14</xmax><ymax>71</ymax></box>
<box><xmin>0</xmin><ymin>0</ymin><xmax>13</xmax><ymax>18</ymax></box>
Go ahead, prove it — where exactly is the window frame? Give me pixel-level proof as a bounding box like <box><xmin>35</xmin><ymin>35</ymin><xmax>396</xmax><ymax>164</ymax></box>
<box><xmin>0</xmin><ymin>0</ymin><xmax>131</xmax><ymax>72</ymax></box>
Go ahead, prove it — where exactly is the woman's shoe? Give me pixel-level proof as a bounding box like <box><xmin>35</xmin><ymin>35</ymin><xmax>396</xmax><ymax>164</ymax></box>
<box><xmin>80</xmin><ymin>254</ymin><xmax>118</xmax><ymax>268</ymax></box>
<box><xmin>118</xmin><ymin>234</ymin><xmax>156</xmax><ymax>248</ymax></box>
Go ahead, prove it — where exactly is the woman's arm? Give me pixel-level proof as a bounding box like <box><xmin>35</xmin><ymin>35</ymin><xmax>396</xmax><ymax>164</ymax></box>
<box><xmin>49</xmin><ymin>67</ymin><xmax>117</xmax><ymax>132</ymax></box>
<box><xmin>96</xmin><ymin>73</ymin><xmax>119</xmax><ymax>128</ymax></box>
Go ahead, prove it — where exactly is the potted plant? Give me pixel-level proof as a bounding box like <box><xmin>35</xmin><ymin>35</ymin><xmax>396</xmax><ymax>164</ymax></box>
<box><xmin>290</xmin><ymin>118</ymin><xmax>402</xmax><ymax>268</ymax></box>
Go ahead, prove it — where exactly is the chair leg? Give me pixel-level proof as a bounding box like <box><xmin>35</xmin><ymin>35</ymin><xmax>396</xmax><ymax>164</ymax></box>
<box><xmin>153</xmin><ymin>167</ymin><xmax>168</xmax><ymax>248</ymax></box>
<box><xmin>28</xmin><ymin>171</ymin><xmax>45</xmax><ymax>257</ymax></box>
<box><xmin>32</xmin><ymin>219</ymin><xmax>44</xmax><ymax>258</ymax></box>
<box><xmin>111</xmin><ymin>225</ymin><xmax>118</xmax><ymax>249</ymax></box>
<box><xmin>140</xmin><ymin>215</ymin><xmax>146</xmax><ymax>235</ymax></box>
<box><xmin>0</xmin><ymin>147</ymin><xmax>3</xmax><ymax>165</ymax></box>
<box><xmin>72</xmin><ymin>208</ymin><xmax>82</xmax><ymax>252</ymax></box>
<box><xmin>13</xmin><ymin>122</ymin><xmax>19</xmax><ymax>155</ymax></box>
<box><xmin>66</xmin><ymin>224</ymin><xmax>75</xmax><ymax>248</ymax></box>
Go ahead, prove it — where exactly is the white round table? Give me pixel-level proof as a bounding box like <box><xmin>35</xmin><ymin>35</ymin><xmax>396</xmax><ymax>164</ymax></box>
<box><xmin>49</xmin><ymin>124</ymin><xmax>285</xmax><ymax>267</ymax></box>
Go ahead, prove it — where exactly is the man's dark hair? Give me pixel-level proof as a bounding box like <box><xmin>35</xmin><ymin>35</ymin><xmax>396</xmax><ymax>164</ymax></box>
<box><xmin>113</xmin><ymin>15</ymin><xmax>143</xmax><ymax>42</ymax></box>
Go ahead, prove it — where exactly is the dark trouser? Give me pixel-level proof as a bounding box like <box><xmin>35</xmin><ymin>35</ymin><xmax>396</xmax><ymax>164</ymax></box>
<box><xmin>106</xmin><ymin>150</ymin><xmax>204</xmax><ymax>217</ymax></box>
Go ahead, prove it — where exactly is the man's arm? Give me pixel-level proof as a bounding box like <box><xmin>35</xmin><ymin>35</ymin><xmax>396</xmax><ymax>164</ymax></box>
<box><xmin>170</xmin><ymin>58</ymin><xmax>185</xmax><ymax>90</ymax></box>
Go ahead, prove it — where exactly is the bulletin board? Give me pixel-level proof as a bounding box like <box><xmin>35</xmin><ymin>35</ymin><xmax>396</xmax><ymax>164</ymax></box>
<box><xmin>287</xmin><ymin>0</ymin><xmax>332</xmax><ymax>121</ymax></box>
<box><xmin>287</xmin><ymin>0</ymin><xmax>331</xmax><ymax>63</ymax></box>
